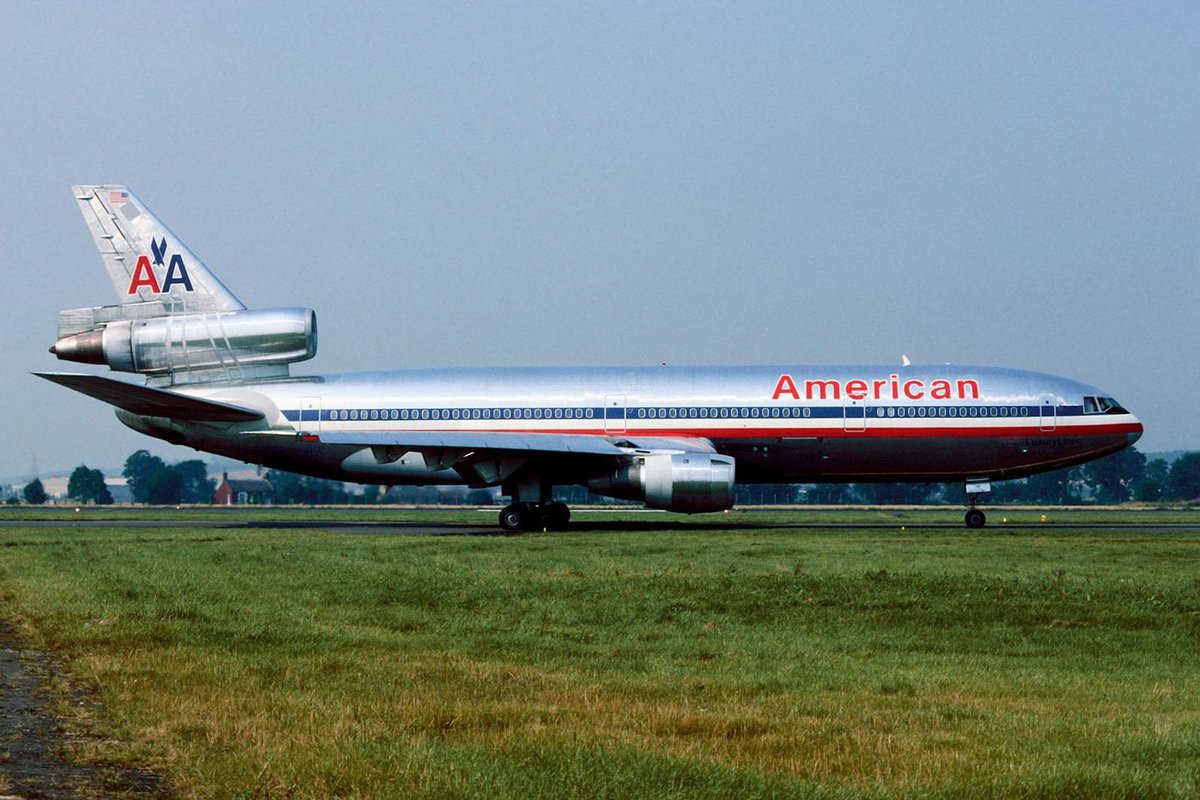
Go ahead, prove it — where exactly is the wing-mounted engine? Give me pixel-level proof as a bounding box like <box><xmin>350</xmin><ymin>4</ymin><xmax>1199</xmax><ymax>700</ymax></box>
<box><xmin>50</xmin><ymin>304</ymin><xmax>317</xmax><ymax>385</ymax></box>
<box><xmin>588</xmin><ymin>452</ymin><xmax>736</xmax><ymax>513</ymax></box>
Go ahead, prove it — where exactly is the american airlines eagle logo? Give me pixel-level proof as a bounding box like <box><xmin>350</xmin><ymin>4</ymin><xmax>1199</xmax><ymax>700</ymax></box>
<box><xmin>126</xmin><ymin>237</ymin><xmax>194</xmax><ymax>294</ymax></box>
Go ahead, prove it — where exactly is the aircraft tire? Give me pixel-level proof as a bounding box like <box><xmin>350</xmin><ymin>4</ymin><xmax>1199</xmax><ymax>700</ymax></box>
<box><xmin>499</xmin><ymin>505</ymin><xmax>525</xmax><ymax>531</ymax></box>
<box><xmin>546</xmin><ymin>502</ymin><xmax>571</xmax><ymax>530</ymax></box>
<box><xmin>964</xmin><ymin>509</ymin><xmax>986</xmax><ymax>529</ymax></box>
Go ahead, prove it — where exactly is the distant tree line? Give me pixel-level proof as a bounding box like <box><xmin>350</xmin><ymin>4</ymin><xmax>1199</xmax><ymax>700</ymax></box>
<box><xmin>797</xmin><ymin>448</ymin><xmax>1200</xmax><ymax>506</ymax></box>
<box><xmin>263</xmin><ymin>470</ymin><xmax>356</xmax><ymax>505</ymax></box>
<box><xmin>356</xmin><ymin>448</ymin><xmax>1200</xmax><ymax>506</ymax></box>
<box><xmin>5</xmin><ymin>447</ymin><xmax>1200</xmax><ymax>506</ymax></box>
<box><xmin>68</xmin><ymin>466</ymin><xmax>113</xmax><ymax>505</ymax></box>
<box><xmin>122</xmin><ymin>450</ymin><xmax>215</xmax><ymax>505</ymax></box>
<box><xmin>21</xmin><ymin>478</ymin><xmax>48</xmax><ymax>505</ymax></box>
<box><xmin>983</xmin><ymin>449</ymin><xmax>1199</xmax><ymax>505</ymax></box>
<box><xmin>264</xmin><ymin>476</ymin><xmax>503</xmax><ymax>506</ymax></box>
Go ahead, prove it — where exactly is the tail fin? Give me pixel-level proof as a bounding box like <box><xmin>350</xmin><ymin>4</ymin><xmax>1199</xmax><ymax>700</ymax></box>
<box><xmin>72</xmin><ymin>185</ymin><xmax>243</xmax><ymax>313</ymax></box>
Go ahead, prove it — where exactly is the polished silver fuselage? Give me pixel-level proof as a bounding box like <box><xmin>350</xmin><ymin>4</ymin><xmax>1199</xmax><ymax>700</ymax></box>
<box><xmin>56</xmin><ymin>186</ymin><xmax>1144</xmax><ymax>514</ymax></box>
<box><xmin>128</xmin><ymin>363</ymin><xmax>1142</xmax><ymax>488</ymax></box>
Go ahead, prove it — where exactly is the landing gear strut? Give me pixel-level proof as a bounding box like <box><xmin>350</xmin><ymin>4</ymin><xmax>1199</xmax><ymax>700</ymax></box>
<box><xmin>964</xmin><ymin>480</ymin><xmax>991</xmax><ymax>529</ymax></box>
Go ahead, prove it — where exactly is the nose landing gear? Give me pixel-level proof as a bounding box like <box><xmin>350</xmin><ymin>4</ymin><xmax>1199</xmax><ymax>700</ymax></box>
<box><xmin>964</xmin><ymin>480</ymin><xmax>991</xmax><ymax>529</ymax></box>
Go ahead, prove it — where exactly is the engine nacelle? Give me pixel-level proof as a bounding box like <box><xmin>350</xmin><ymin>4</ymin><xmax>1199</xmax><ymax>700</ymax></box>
<box><xmin>588</xmin><ymin>453</ymin><xmax>736</xmax><ymax>513</ymax></box>
<box><xmin>52</xmin><ymin>307</ymin><xmax>317</xmax><ymax>376</ymax></box>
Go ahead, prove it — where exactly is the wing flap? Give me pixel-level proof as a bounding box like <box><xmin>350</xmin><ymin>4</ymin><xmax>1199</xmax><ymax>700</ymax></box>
<box><xmin>36</xmin><ymin>372</ymin><xmax>264</xmax><ymax>422</ymax></box>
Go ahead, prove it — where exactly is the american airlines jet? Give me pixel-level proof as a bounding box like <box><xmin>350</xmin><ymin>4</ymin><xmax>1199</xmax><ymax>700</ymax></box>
<box><xmin>41</xmin><ymin>186</ymin><xmax>1143</xmax><ymax>530</ymax></box>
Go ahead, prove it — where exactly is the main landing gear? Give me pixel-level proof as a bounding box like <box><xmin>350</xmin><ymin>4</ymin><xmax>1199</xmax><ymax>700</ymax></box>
<box><xmin>499</xmin><ymin>474</ymin><xmax>571</xmax><ymax>531</ymax></box>
<box><xmin>498</xmin><ymin>502</ymin><xmax>571</xmax><ymax>532</ymax></box>
<box><xmin>964</xmin><ymin>480</ymin><xmax>991</xmax><ymax>529</ymax></box>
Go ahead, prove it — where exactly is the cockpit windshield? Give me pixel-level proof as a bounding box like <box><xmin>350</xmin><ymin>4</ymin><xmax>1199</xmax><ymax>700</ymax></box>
<box><xmin>1083</xmin><ymin>396</ymin><xmax>1128</xmax><ymax>415</ymax></box>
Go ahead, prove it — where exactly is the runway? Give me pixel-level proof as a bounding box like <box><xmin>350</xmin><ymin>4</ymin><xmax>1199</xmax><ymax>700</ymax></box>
<box><xmin>3</xmin><ymin>517</ymin><xmax>1198</xmax><ymax>536</ymax></box>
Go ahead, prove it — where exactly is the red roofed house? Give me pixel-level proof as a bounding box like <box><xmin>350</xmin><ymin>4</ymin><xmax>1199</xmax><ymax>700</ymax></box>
<box><xmin>214</xmin><ymin>473</ymin><xmax>274</xmax><ymax>505</ymax></box>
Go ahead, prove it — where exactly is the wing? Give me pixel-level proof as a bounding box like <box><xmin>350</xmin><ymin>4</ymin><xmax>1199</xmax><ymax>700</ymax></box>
<box><xmin>300</xmin><ymin>430</ymin><xmax>717</xmax><ymax>484</ymax></box>
<box><xmin>313</xmin><ymin>430</ymin><xmax>716</xmax><ymax>456</ymax></box>
<box><xmin>35</xmin><ymin>372</ymin><xmax>264</xmax><ymax>422</ymax></box>
<box><xmin>316</xmin><ymin>430</ymin><xmax>622</xmax><ymax>456</ymax></box>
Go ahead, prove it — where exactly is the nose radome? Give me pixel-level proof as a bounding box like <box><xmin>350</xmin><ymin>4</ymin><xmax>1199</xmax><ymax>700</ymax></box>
<box><xmin>1127</xmin><ymin>419</ymin><xmax>1143</xmax><ymax>447</ymax></box>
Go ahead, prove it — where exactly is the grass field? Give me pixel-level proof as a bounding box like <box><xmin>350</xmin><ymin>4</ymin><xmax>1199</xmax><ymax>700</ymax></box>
<box><xmin>1</xmin><ymin>511</ymin><xmax>1198</xmax><ymax>798</ymax></box>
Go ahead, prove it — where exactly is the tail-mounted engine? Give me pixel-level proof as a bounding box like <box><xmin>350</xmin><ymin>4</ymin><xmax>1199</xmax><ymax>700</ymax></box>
<box><xmin>51</xmin><ymin>304</ymin><xmax>316</xmax><ymax>383</ymax></box>
<box><xmin>588</xmin><ymin>452</ymin><xmax>736</xmax><ymax>513</ymax></box>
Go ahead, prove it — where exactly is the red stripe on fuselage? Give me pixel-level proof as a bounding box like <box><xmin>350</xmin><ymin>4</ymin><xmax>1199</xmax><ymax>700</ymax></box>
<box><xmin>318</xmin><ymin>421</ymin><xmax>1141</xmax><ymax>439</ymax></box>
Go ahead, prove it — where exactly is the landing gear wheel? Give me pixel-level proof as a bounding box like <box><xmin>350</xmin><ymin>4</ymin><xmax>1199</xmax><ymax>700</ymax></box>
<box><xmin>499</xmin><ymin>504</ymin><xmax>526</xmax><ymax>531</ymax></box>
<box><xmin>546</xmin><ymin>502</ymin><xmax>571</xmax><ymax>530</ymax></box>
<box><xmin>965</xmin><ymin>509</ymin><xmax>986</xmax><ymax>529</ymax></box>
<box><xmin>498</xmin><ymin>502</ymin><xmax>570</xmax><ymax>532</ymax></box>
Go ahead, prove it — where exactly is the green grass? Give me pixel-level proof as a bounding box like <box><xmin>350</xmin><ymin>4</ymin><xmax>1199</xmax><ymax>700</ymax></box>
<box><xmin>1</xmin><ymin>513</ymin><xmax>1198</xmax><ymax>798</ymax></box>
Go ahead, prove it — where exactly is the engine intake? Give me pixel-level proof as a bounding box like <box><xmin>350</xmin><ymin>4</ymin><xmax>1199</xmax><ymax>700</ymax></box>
<box><xmin>51</xmin><ymin>306</ymin><xmax>317</xmax><ymax>376</ymax></box>
<box><xmin>588</xmin><ymin>452</ymin><xmax>736</xmax><ymax>513</ymax></box>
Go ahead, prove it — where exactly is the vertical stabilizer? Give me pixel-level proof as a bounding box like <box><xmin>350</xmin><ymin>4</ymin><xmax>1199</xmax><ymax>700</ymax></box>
<box><xmin>72</xmin><ymin>185</ymin><xmax>244</xmax><ymax>313</ymax></box>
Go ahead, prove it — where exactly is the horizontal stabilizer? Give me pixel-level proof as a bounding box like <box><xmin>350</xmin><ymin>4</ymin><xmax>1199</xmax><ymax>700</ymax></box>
<box><xmin>35</xmin><ymin>373</ymin><xmax>264</xmax><ymax>422</ymax></box>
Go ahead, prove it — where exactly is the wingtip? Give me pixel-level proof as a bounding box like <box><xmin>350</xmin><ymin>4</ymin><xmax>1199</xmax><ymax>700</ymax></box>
<box><xmin>33</xmin><ymin>371</ymin><xmax>89</xmax><ymax>383</ymax></box>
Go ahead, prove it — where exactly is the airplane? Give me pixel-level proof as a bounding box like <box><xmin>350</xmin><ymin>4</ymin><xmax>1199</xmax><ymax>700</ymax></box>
<box><xmin>40</xmin><ymin>186</ymin><xmax>1143</xmax><ymax>530</ymax></box>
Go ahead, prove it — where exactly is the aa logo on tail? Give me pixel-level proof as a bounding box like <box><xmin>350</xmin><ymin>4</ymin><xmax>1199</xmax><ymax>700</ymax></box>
<box><xmin>127</xmin><ymin>237</ymin><xmax>194</xmax><ymax>294</ymax></box>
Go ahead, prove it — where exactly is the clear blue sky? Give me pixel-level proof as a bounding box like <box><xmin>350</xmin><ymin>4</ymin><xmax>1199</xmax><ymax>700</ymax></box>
<box><xmin>1</xmin><ymin>1</ymin><xmax>1196</xmax><ymax>478</ymax></box>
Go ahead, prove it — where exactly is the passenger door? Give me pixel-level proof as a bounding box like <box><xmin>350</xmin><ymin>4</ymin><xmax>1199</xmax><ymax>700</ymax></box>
<box><xmin>1038</xmin><ymin>393</ymin><xmax>1056</xmax><ymax>432</ymax></box>
<box><xmin>300</xmin><ymin>396</ymin><xmax>322</xmax><ymax>432</ymax></box>
<box><xmin>603</xmin><ymin>394</ymin><xmax>627</xmax><ymax>433</ymax></box>
<box><xmin>843</xmin><ymin>399</ymin><xmax>867</xmax><ymax>432</ymax></box>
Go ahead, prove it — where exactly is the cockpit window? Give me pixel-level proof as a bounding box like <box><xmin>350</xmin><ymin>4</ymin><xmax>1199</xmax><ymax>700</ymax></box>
<box><xmin>1083</xmin><ymin>396</ymin><xmax>1128</xmax><ymax>415</ymax></box>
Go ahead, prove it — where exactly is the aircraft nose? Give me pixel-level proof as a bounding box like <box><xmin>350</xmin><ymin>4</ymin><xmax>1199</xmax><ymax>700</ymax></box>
<box><xmin>1127</xmin><ymin>417</ymin><xmax>1143</xmax><ymax>447</ymax></box>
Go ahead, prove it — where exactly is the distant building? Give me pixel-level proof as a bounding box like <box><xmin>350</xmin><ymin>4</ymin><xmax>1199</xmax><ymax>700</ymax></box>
<box><xmin>105</xmin><ymin>476</ymin><xmax>131</xmax><ymax>504</ymax></box>
<box><xmin>39</xmin><ymin>476</ymin><xmax>69</xmax><ymax>500</ymax></box>
<box><xmin>11</xmin><ymin>476</ymin><xmax>68</xmax><ymax>503</ymax></box>
<box><xmin>214</xmin><ymin>473</ymin><xmax>274</xmax><ymax>505</ymax></box>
